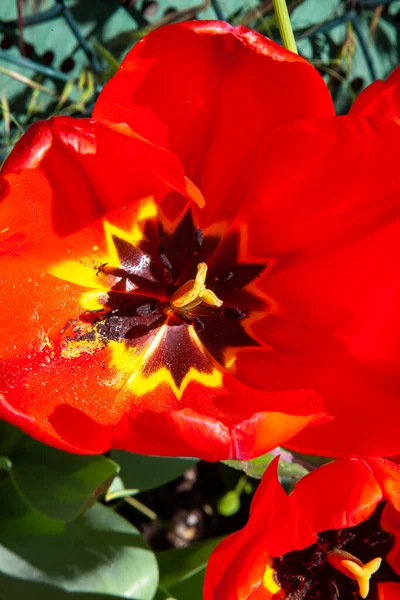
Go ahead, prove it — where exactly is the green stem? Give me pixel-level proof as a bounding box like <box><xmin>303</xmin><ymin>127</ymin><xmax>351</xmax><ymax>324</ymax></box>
<box><xmin>124</xmin><ymin>496</ymin><xmax>158</xmax><ymax>521</ymax></box>
<box><xmin>272</xmin><ymin>0</ymin><xmax>298</xmax><ymax>54</ymax></box>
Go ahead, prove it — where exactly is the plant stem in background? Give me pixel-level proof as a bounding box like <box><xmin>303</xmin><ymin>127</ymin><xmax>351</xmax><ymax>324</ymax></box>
<box><xmin>16</xmin><ymin>0</ymin><xmax>26</xmax><ymax>56</ymax></box>
<box><xmin>272</xmin><ymin>0</ymin><xmax>298</xmax><ymax>54</ymax></box>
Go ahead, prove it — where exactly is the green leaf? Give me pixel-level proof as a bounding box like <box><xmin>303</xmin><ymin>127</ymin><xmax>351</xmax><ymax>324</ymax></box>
<box><xmin>157</xmin><ymin>537</ymin><xmax>223</xmax><ymax>599</ymax></box>
<box><xmin>0</xmin><ymin>579</ymin><xmax>130</xmax><ymax>600</ymax></box>
<box><xmin>164</xmin><ymin>568</ymin><xmax>205</xmax><ymax>600</ymax></box>
<box><xmin>291</xmin><ymin>0</ymin><xmax>341</xmax><ymax>29</ymax></box>
<box><xmin>10</xmin><ymin>440</ymin><xmax>119</xmax><ymax>521</ymax></box>
<box><xmin>0</xmin><ymin>422</ymin><xmax>26</xmax><ymax>458</ymax></box>
<box><xmin>110</xmin><ymin>451</ymin><xmax>197</xmax><ymax>492</ymax></box>
<box><xmin>0</xmin><ymin>480</ymin><xmax>158</xmax><ymax>600</ymax></box>
<box><xmin>224</xmin><ymin>449</ymin><xmax>308</xmax><ymax>481</ymax></box>
<box><xmin>224</xmin><ymin>452</ymin><xmax>275</xmax><ymax>479</ymax></box>
<box><xmin>93</xmin><ymin>39</ymin><xmax>120</xmax><ymax>75</ymax></box>
<box><xmin>350</xmin><ymin>13</ymin><xmax>399</xmax><ymax>83</ymax></box>
<box><xmin>154</xmin><ymin>587</ymin><xmax>176</xmax><ymax>600</ymax></box>
<box><xmin>0</xmin><ymin>457</ymin><xmax>11</xmax><ymax>472</ymax></box>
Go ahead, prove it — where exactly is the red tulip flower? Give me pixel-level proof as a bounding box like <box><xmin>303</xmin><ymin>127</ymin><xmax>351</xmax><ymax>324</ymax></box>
<box><xmin>1</xmin><ymin>21</ymin><xmax>400</xmax><ymax>459</ymax></box>
<box><xmin>204</xmin><ymin>457</ymin><xmax>400</xmax><ymax>599</ymax></box>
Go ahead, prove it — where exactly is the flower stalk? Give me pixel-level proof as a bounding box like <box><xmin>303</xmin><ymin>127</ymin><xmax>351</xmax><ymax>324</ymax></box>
<box><xmin>272</xmin><ymin>0</ymin><xmax>298</xmax><ymax>54</ymax></box>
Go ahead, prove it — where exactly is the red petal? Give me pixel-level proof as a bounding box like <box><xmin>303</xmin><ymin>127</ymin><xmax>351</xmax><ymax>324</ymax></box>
<box><xmin>205</xmin><ymin>457</ymin><xmax>395</xmax><ymax>599</ymax></box>
<box><xmin>1</xmin><ymin>127</ymin><xmax>326</xmax><ymax>460</ymax></box>
<box><xmin>110</xmin><ymin>379</ymin><xmax>326</xmax><ymax>461</ymax></box>
<box><xmin>274</xmin><ymin>458</ymin><xmax>383</xmax><ymax>556</ymax></box>
<box><xmin>381</xmin><ymin>503</ymin><xmax>400</xmax><ymax>576</ymax></box>
<box><xmin>0</xmin><ymin>116</ymin><xmax>204</xmax><ymax>384</ymax></box>
<box><xmin>350</xmin><ymin>65</ymin><xmax>400</xmax><ymax>121</ymax></box>
<box><xmin>242</xmin><ymin>458</ymin><xmax>383</xmax><ymax>558</ymax></box>
<box><xmin>0</xmin><ymin>303</ymin><xmax>326</xmax><ymax>461</ymax></box>
<box><xmin>0</xmin><ymin>256</ymin><xmax>84</xmax><ymax>360</ymax></box>
<box><xmin>377</xmin><ymin>583</ymin><xmax>400</xmax><ymax>600</ymax></box>
<box><xmin>0</xmin><ymin>193</ymin><xmax>161</xmax><ymax>360</ymax></box>
<box><xmin>0</xmin><ymin>117</ymin><xmax>202</xmax><ymax>268</ymax></box>
<box><xmin>228</xmin><ymin>392</ymin><xmax>328</xmax><ymax>461</ymax></box>
<box><xmin>365</xmin><ymin>458</ymin><xmax>400</xmax><ymax>512</ymax></box>
<box><xmin>228</xmin><ymin>115</ymin><xmax>400</xmax><ymax>456</ymax></box>
<box><xmin>203</xmin><ymin>532</ymin><xmax>250</xmax><ymax>600</ymax></box>
<box><xmin>0</xmin><ymin>349</ymin><xmax>116</xmax><ymax>453</ymax></box>
<box><xmin>204</xmin><ymin>458</ymin><xmax>283</xmax><ymax>600</ymax></box>
<box><xmin>94</xmin><ymin>20</ymin><xmax>334</xmax><ymax>227</ymax></box>
<box><xmin>112</xmin><ymin>407</ymin><xmax>233</xmax><ymax>461</ymax></box>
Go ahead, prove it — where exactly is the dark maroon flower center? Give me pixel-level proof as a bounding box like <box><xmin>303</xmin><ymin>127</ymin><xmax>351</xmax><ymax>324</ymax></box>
<box><xmin>273</xmin><ymin>502</ymin><xmax>400</xmax><ymax>600</ymax></box>
<box><xmin>75</xmin><ymin>205</ymin><xmax>268</xmax><ymax>389</ymax></box>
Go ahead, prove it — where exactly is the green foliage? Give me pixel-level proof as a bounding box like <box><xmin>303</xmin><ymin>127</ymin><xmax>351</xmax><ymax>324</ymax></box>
<box><xmin>157</xmin><ymin>538</ymin><xmax>223</xmax><ymax>600</ymax></box>
<box><xmin>291</xmin><ymin>0</ymin><xmax>341</xmax><ymax>29</ymax></box>
<box><xmin>0</xmin><ymin>479</ymin><xmax>158</xmax><ymax>600</ymax></box>
<box><xmin>224</xmin><ymin>448</ymin><xmax>309</xmax><ymax>482</ymax></box>
<box><xmin>153</xmin><ymin>588</ymin><xmax>175</xmax><ymax>600</ymax></box>
<box><xmin>0</xmin><ymin>425</ymin><xmax>199</xmax><ymax>599</ymax></box>
<box><xmin>110</xmin><ymin>451</ymin><xmax>197</xmax><ymax>495</ymax></box>
<box><xmin>0</xmin><ymin>456</ymin><xmax>11</xmax><ymax>471</ymax></box>
<box><xmin>0</xmin><ymin>422</ymin><xmax>26</xmax><ymax>458</ymax></box>
<box><xmin>9</xmin><ymin>441</ymin><xmax>119</xmax><ymax>521</ymax></box>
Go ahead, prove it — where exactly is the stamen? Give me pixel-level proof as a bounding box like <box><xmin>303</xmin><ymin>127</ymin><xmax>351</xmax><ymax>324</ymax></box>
<box><xmin>218</xmin><ymin>270</ymin><xmax>234</xmax><ymax>282</ymax></box>
<box><xmin>170</xmin><ymin>263</ymin><xmax>223</xmax><ymax>310</ymax></box>
<box><xmin>224</xmin><ymin>307</ymin><xmax>246</xmax><ymax>319</ymax></box>
<box><xmin>194</xmin><ymin>228</ymin><xmax>203</xmax><ymax>251</ymax></box>
<box><xmin>327</xmin><ymin>549</ymin><xmax>382</xmax><ymax>598</ymax></box>
<box><xmin>193</xmin><ymin>317</ymin><xmax>205</xmax><ymax>332</ymax></box>
<box><xmin>263</xmin><ymin>557</ymin><xmax>283</xmax><ymax>596</ymax></box>
<box><xmin>159</xmin><ymin>252</ymin><xmax>173</xmax><ymax>272</ymax></box>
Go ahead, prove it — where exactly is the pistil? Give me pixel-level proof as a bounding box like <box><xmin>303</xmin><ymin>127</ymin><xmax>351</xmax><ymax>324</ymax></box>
<box><xmin>327</xmin><ymin>549</ymin><xmax>382</xmax><ymax>598</ymax></box>
<box><xmin>170</xmin><ymin>262</ymin><xmax>223</xmax><ymax>310</ymax></box>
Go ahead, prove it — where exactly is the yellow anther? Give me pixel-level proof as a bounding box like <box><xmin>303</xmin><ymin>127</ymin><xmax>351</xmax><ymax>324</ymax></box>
<box><xmin>170</xmin><ymin>262</ymin><xmax>223</xmax><ymax>310</ymax></box>
<box><xmin>263</xmin><ymin>557</ymin><xmax>283</xmax><ymax>596</ymax></box>
<box><xmin>327</xmin><ymin>549</ymin><xmax>382</xmax><ymax>599</ymax></box>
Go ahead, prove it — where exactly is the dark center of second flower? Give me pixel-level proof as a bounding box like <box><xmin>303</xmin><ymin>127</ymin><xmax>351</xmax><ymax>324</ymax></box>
<box><xmin>272</xmin><ymin>502</ymin><xmax>400</xmax><ymax>600</ymax></box>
